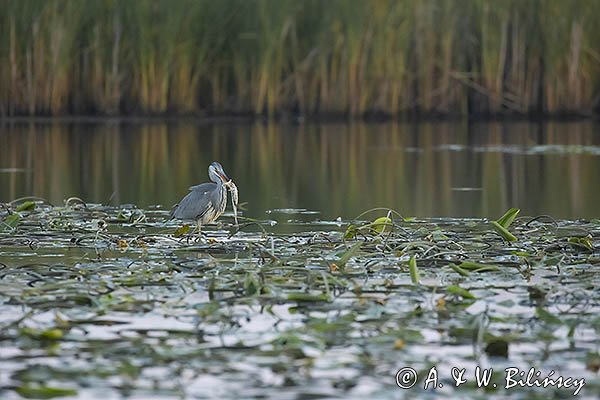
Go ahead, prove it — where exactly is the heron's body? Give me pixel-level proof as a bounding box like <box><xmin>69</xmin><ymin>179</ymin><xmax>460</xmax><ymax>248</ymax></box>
<box><xmin>170</xmin><ymin>162</ymin><xmax>231</xmax><ymax>232</ymax></box>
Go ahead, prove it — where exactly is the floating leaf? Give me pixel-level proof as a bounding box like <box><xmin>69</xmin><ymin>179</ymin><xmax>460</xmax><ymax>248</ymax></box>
<box><xmin>116</xmin><ymin>211</ymin><xmax>129</xmax><ymax>221</ymax></box>
<box><xmin>1</xmin><ymin>213</ymin><xmax>21</xmax><ymax>231</ymax></box>
<box><xmin>345</xmin><ymin>216</ymin><xmax>392</xmax><ymax>238</ymax></box>
<box><xmin>16</xmin><ymin>385</ymin><xmax>77</xmax><ymax>399</ymax></box>
<box><xmin>287</xmin><ymin>292</ymin><xmax>330</xmax><ymax>302</ymax></box>
<box><xmin>446</xmin><ymin>285</ymin><xmax>476</xmax><ymax>299</ymax></box>
<box><xmin>459</xmin><ymin>261</ymin><xmax>500</xmax><ymax>272</ymax></box>
<box><xmin>15</xmin><ymin>201</ymin><xmax>36</xmax><ymax>212</ymax></box>
<box><xmin>491</xmin><ymin>221</ymin><xmax>517</xmax><ymax>242</ymax></box>
<box><xmin>428</xmin><ymin>230</ymin><xmax>449</xmax><ymax>241</ymax></box>
<box><xmin>174</xmin><ymin>224</ymin><xmax>191</xmax><ymax>237</ymax></box>
<box><xmin>39</xmin><ymin>328</ymin><xmax>63</xmax><ymax>340</ymax></box>
<box><xmin>568</xmin><ymin>236</ymin><xmax>593</xmax><ymax>251</ymax></box>
<box><xmin>449</xmin><ymin>263</ymin><xmax>470</xmax><ymax>276</ymax></box>
<box><xmin>344</xmin><ymin>224</ymin><xmax>358</xmax><ymax>239</ymax></box>
<box><xmin>21</xmin><ymin>327</ymin><xmax>63</xmax><ymax>341</ymax></box>
<box><xmin>372</xmin><ymin>216</ymin><xmax>393</xmax><ymax>234</ymax></box>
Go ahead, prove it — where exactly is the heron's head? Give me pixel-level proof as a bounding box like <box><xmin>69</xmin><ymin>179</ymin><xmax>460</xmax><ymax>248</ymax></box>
<box><xmin>208</xmin><ymin>162</ymin><xmax>230</xmax><ymax>185</ymax></box>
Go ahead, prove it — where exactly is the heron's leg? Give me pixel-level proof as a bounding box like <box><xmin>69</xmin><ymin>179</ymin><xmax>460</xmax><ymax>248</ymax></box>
<box><xmin>194</xmin><ymin>220</ymin><xmax>203</xmax><ymax>243</ymax></box>
<box><xmin>185</xmin><ymin>224</ymin><xmax>194</xmax><ymax>245</ymax></box>
<box><xmin>185</xmin><ymin>221</ymin><xmax>202</xmax><ymax>244</ymax></box>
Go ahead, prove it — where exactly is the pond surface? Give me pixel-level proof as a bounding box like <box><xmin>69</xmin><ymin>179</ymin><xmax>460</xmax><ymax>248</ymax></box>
<box><xmin>1</xmin><ymin>120</ymin><xmax>599</xmax><ymax>219</ymax></box>
<box><xmin>0</xmin><ymin>120</ymin><xmax>599</xmax><ymax>399</ymax></box>
<box><xmin>0</xmin><ymin>202</ymin><xmax>599</xmax><ymax>399</ymax></box>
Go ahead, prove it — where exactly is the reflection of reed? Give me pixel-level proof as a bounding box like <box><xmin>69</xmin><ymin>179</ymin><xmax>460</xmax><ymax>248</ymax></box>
<box><xmin>0</xmin><ymin>122</ymin><xmax>599</xmax><ymax>218</ymax></box>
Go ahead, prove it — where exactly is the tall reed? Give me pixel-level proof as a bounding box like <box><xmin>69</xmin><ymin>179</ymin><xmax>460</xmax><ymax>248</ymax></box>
<box><xmin>0</xmin><ymin>0</ymin><xmax>598</xmax><ymax>117</ymax></box>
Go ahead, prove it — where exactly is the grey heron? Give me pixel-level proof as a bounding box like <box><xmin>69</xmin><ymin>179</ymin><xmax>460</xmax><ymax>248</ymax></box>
<box><xmin>170</xmin><ymin>162</ymin><xmax>236</xmax><ymax>235</ymax></box>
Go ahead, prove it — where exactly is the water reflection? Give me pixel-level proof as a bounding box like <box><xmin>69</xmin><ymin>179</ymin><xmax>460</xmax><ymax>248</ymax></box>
<box><xmin>1</xmin><ymin>120</ymin><xmax>599</xmax><ymax>219</ymax></box>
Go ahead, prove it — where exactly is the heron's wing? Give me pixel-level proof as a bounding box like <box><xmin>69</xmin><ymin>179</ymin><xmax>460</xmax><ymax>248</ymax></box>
<box><xmin>188</xmin><ymin>182</ymin><xmax>215</xmax><ymax>192</ymax></box>
<box><xmin>170</xmin><ymin>183</ymin><xmax>217</xmax><ymax>220</ymax></box>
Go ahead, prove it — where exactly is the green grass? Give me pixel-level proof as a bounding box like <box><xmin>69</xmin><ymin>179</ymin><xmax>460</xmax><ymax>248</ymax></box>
<box><xmin>0</xmin><ymin>0</ymin><xmax>599</xmax><ymax>117</ymax></box>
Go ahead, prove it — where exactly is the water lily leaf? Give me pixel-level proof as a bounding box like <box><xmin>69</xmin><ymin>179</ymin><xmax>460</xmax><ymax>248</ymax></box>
<box><xmin>1</xmin><ymin>213</ymin><xmax>21</xmax><ymax>231</ymax></box>
<box><xmin>428</xmin><ymin>230</ymin><xmax>449</xmax><ymax>241</ymax></box>
<box><xmin>459</xmin><ymin>261</ymin><xmax>500</xmax><ymax>272</ymax></box>
<box><xmin>287</xmin><ymin>292</ymin><xmax>330</xmax><ymax>302</ymax></box>
<box><xmin>174</xmin><ymin>224</ymin><xmax>191</xmax><ymax>237</ymax></box>
<box><xmin>372</xmin><ymin>216</ymin><xmax>392</xmax><ymax>234</ymax></box>
<box><xmin>344</xmin><ymin>224</ymin><xmax>358</xmax><ymax>239</ymax></box>
<box><xmin>21</xmin><ymin>327</ymin><xmax>63</xmax><ymax>340</ymax></box>
<box><xmin>15</xmin><ymin>201</ymin><xmax>36</xmax><ymax>212</ymax></box>
<box><xmin>16</xmin><ymin>385</ymin><xmax>77</xmax><ymax>399</ymax></box>
<box><xmin>345</xmin><ymin>216</ymin><xmax>392</xmax><ymax>238</ymax></box>
<box><xmin>39</xmin><ymin>328</ymin><xmax>63</xmax><ymax>340</ymax></box>
<box><xmin>568</xmin><ymin>236</ymin><xmax>593</xmax><ymax>251</ymax></box>
<box><xmin>116</xmin><ymin>211</ymin><xmax>129</xmax><ymax>221</ymax></box>
<box><xmin>447</xmin><ymin>285</ymin><xmax>476</xmax><ymax>299</ymax></box>
<box><xmin>449</xmin><ymin>263</ymin><xmax>470</xmax><ymax>276</ymax></box>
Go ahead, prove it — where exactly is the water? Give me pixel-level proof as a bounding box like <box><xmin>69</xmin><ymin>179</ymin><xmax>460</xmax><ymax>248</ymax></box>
<box><xmin>1</xmin><ymin>203</ymin><xmax>599</xmax><ymax>399</ymax></box>
<box><xmin>1</xmin><ymin>120</ymin><xmax>600</xmax><ymax>399</ymax></box>
<box><xmin>1</xmin><ymin>120</ymin><xmax>599</xmax><ymax>219</ymax></box>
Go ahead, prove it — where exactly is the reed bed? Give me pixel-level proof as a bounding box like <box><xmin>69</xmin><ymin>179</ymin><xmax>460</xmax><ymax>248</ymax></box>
<box><xmin>0</xmin><ymin>0</ymin><xmax>599</xmax><ymax>117</ymax></box>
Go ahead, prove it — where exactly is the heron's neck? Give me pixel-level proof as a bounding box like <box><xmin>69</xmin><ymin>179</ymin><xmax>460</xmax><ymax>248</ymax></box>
<box><xmin>218</xmin><ymin>182</ymin><xmax>228</xmax><ymax>211</ymax></box>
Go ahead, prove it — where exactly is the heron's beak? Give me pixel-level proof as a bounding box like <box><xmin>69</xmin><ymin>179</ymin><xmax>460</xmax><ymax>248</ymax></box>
<box><xmin>218</xmin><ymin>171</ymin><xmax>230</xmax><ymax>183</ymax></box>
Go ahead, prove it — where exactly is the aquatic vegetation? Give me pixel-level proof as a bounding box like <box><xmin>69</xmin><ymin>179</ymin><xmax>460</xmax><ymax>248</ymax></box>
<box><xmin>0</xmin><ymin>200</ymin><xmax>599</xmax><ymax>398</ymax></box>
